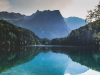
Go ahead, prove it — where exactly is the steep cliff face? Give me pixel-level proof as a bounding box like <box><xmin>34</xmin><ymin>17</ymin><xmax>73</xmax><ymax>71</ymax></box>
<box><xmin>0</xmin><ymin>10</ymin><xmax>71</xmax><ymax>39</ymax></box>
<box><xmin>24</xmin><ymin>10</ymin><xmax>71</xmax><ymax>39</ymax></box>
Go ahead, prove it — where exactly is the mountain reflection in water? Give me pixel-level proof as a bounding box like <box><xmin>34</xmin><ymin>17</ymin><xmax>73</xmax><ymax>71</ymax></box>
<box><xmin>0</xmin><ymin>46</ymin><xmax>100</xmax><ymax>75</ymax></box>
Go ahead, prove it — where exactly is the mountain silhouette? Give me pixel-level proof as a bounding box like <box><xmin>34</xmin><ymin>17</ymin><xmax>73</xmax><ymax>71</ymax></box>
<box><xmin>64</xmin><ymin>17</ymin><xmax>88</xmax><ymax>30</ymax></box>
<box><xmin>0</xmin><ymin>10</ymin><xmax>71</xmax><ymax>39</ymax></box>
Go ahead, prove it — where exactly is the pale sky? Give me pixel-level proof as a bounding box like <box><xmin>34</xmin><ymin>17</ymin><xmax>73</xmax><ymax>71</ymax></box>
<box><xmin>0</xmin><ymin>0</ymin><xmax>100</xmax><ymax>19</ymax></box>
<box><xmin>65</xmin><ymin>69</ymin><xmax>100</xmax><ymax>75</ymax></box>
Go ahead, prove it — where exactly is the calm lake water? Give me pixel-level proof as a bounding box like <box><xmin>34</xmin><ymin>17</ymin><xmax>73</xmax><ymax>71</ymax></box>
<box><xmin>0</xmin><ymin>46</ymin><xmax>100</xmax><ymax>75</ymax></box>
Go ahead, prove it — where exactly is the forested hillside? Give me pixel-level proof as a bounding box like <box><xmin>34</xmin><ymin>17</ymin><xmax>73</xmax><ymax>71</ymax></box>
<box><xmin>50</xmin><ymin>20</ymin><xmax>100</xmax><ymax>46</ymax></box>
<box><xmin>0</xmin><ymin>20</ymin><xmax>41</xmax><ymax>46</ymax></box>
<box><xmin>0</xmin><ymin>18</ymin><xmax>100</xmax><ymax>47</ymax></box>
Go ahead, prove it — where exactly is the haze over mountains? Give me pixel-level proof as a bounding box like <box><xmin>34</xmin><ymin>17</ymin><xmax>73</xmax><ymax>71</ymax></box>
<box><xmin>0</xmin><ymin>11</ymin><xmax>25</xmax><ymax>20</ymax></box>
<box><xmin>64</xmin><ymin>17</ymin><xmax>88</xmax><ymax>30</ymax></box>
<box><xmin>24</xmin><ymin>10</ymin><xmax>71</xmax><ymax>39</ymax></box>
<box><xmin>0</xmin><ymin>10</ymin><xmax>88</xmax><ymax>39</ymax></box>
<box><xmin>0</xmin><ymin>10</ymin><xmax>71</xmax><ymax>39</ymax></box>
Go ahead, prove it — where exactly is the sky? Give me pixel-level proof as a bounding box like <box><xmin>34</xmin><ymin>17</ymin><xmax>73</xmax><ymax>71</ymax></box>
<box><xmin>65</xmin><ymin>69</ymin><xmax>100</xmax><ymax>75</ymax></box>
<box><xmin>0</xmin><ymin>0</ymin><xmax>100</xmax><ymax>19</ymax></box>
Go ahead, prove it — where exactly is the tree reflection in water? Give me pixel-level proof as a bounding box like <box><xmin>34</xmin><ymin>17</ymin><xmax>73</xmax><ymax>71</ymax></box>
<box><xmin>0</xmin><ymin>46</ymin><xmax>99</xmax><ymax>74</ymax></box>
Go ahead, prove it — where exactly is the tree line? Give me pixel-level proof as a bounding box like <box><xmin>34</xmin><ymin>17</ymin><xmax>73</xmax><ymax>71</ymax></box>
<box><xmin>48</xmin><ymin>20</ymin><xmax>100</xmax><ymax>47</ymax></box>
<box><xmin>0</xmin><ymin>19</ymin><xmax>100</xmax><ymax>47</ymax></box>
<box><xmin>0</xmin><ymin>20</ymin><xmax>42</xmax><ymax>46</ymax></box>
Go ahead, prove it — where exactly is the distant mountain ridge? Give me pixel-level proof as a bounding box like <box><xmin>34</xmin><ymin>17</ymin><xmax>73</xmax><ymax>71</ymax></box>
<box><xmin>0</xmin><ymin>11</ymin><xmax>25</xmax><ymax>20</ymax></box>
<box><xmin>0</xmin><ymin>10</ymin><xmax>71</xmax><ymax>39</ymax></box>
<box><xmin>26</xmin><ymin>10</ymin><xmax>41</xmax><ymax>19</ymax></box>
<box><xmin>64</xmin><ymin>17</ymin><xmax>88</xmax><ymax>30</ymax></box>
<box><xmin>49</xmin><ymin>20</ymin><xmax>100</xmax><ymax>47</ymax></box>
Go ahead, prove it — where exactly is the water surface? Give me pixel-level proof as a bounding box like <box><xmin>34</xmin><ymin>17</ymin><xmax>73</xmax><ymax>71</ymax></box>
<box><xmin>0</xmin><ymin>46</ymin><xmax>100</xmax><ymax>75</ymax></box>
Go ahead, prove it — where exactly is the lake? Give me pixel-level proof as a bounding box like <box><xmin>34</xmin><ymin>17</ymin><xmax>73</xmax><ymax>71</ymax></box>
<box><xmin>0</xmin><ymin>46</ymin><xmax>100</xmax><ymax>75</ymax></box>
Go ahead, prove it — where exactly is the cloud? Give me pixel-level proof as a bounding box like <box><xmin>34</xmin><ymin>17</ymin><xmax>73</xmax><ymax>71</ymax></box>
<box><xmin>79</xmin><ymin>69</ymin><xmax>100</xmax><ymax>75</ymax></box>
<box><xmin>0</xmin><ymin>0</ymin><xmax>11</xmax><ymax>11</ymax></box>
<box><xmin>8</xmin><ymin>0</ymin><xmax>73</xmax><ymax>15</ymax></box>
<box><xmin>61</xmin><ymin>0</ymin><xmax>100</xmax><ymax>19</ymax></box>
<box><xmin>7</xmin><ymin>0</ymin><xmax>100</xmax><ymax>19</ymax></box>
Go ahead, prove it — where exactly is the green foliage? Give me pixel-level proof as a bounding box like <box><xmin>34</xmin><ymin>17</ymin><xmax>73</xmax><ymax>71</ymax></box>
<box><xmin>85</xmin><ymin>2</ymin><xmax>100</xmax><ymax>23</ymax></box>
<box><xmin>50</xmin><ymin>20</ymin><xmax>100</xmax><ymax>47</ymax></box>
<box><xmin>0</xmin><ymin>20</ymin><xmax>41</xmax><ymax>46</ymax></box>
<box><xmin>41</xmin><ymin>38</ymin><xmax>51</xmax><ymax>45</ymax></box>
